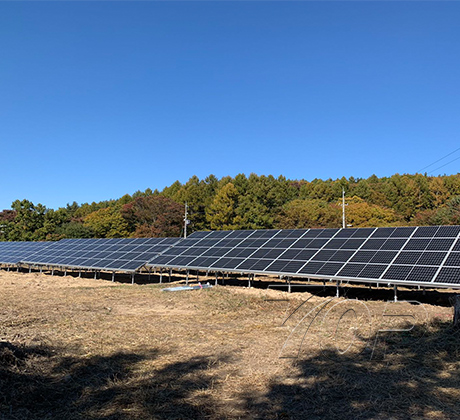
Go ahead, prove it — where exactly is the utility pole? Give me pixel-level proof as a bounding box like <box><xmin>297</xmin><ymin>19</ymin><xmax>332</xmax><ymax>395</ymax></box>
<box><xmin>184</xmin><ymin>202</ymin><xmax>189</xmax><ymax>238</ymax></box>
<box><xmin>342</xmin><ymin>188</ymin><xmax>346</xmax><ymax>229</ymax></box>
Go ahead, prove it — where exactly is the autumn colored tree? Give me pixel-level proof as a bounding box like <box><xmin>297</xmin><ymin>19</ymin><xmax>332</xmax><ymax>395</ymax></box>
<box><xmin>343</xmin><ymin>196</ymin><xmax>402</xmax><ymax>227</ymax></box>
<box><xmin>84</xmin><ymin>206</ymin><xmax>129</xmax><ymax>238</ymax></box>
<box><xmin>121</xmin><ymin>195</ymin><xmax>183</xmax><ymax>237</ymax></box>
<box><xmin>276</xmin><ymin>199</ymin><xmax>341</xmax><ymax>229</ymax></box>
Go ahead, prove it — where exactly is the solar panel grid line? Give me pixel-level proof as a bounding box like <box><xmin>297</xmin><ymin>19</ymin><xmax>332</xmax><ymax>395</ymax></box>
<box><xmin>0</xmin><ymin>241</ymin><xmax>55</xmax><ymax>265</ymax></box>
<box><xmin>157</xmin><ymin>230</ymin><xmax>237</xmax><ymax>269</ymax></box>
<box><xmin>327</xmin><ymin>228</ymin><xmax>378</xmax><ymax>279</ymax></box>
<box><xmin>21</xmin><ymin>237</ymin><xmax>183</xmax><ymax>273</ymax></box>
<box><xmin>231</xmin><ymin>229</ymin><xmax>303</xmax><ymax>272</ymax></box>
<box><xmin>431</xmin><ymin>228</ymin><xmax>460</xmax><ymax>283</ymax></box>
<box><xmin>289</xmin><ymin>229</ymin><xmax>343</xmax><ymax>275</ymax></box>
<box><xmin>299</xmin><ymin>229</ymin><xmax>358</xmax><ymax>275</ymax></box>
<box><xmin>208</xmin><ymin>229</ymin><xmax>269</xmax><ymax>270</ymax></box>
<box><xmin>211</xmin><ymin>230</ymin><xmax>278</xmax><ymax>271</ymax></box>
<box><xmin>377</xmin><ymin>226</ymin><xmax>420</xmax><ymax>281</ymax></box>
<box><xmin>183</xmin><ymin>230</ymin><xmax>254</xmax><ymax>269</ymax></box>
<box><xmin>240</xmin><ymin>229</ymin><xmax>312</xmax><ymax>275</ymax></box>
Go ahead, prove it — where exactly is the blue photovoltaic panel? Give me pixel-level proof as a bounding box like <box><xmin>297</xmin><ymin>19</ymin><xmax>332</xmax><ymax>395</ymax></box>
<box><xmin>147</xmin><ymin>226</ymin><xmax>460</xmax><ymax>288</ymax></box>
<box><xmin>22</xmin><ymin>237</ymin><xmax>181</xmax><ymax>272</ymax></box>
<box><xmin>0</xmin><ymin>241</ymin><xmax>53</xmax><ymax>265</ymax></box>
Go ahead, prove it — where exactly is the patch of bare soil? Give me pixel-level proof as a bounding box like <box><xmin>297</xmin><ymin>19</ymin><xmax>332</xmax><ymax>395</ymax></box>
<box><xmin>0</xmin><ymin>271</ymin><xmax>459</xmax><ymax>419</ymax></box>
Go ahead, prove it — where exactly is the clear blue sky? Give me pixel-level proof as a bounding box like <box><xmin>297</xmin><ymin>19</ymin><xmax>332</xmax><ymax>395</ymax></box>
<box><xmin>1</xmin><ymin>2</ymin><xmax>459</xmax><ymax>210</ymax></box>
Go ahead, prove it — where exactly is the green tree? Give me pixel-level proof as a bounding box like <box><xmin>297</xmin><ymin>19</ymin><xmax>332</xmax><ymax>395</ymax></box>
<box><xmin>206</xmin><ymin>183</ymin><xmax>239</xmax><ymax>230</ymax></box>
<box><xmin>8</xmin><ymin>200</ymin><xmax>47</xmax><ymax>241</ymax></box>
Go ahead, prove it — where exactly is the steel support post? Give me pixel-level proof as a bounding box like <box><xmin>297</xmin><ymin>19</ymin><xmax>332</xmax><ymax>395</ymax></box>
<box><xmin>186</xmin><ymin>270</ymin><xmax>189</xmax><ymax>286</ymax></box>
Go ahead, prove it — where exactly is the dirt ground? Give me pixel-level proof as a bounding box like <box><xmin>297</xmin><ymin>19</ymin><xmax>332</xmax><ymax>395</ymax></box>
<box><xmin>1</xmin><ymin>270</ymin><xmax>460</xmax><ymax>420</ymax></box>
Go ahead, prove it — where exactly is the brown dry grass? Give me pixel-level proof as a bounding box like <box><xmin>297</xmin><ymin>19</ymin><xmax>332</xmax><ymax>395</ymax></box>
<box><xmin>1</xmin><ymin>270</ymin><xmax>460</xmax><ymax>419</ymax></box>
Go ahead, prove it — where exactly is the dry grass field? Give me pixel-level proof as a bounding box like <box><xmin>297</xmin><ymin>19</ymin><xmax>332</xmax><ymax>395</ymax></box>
<box><xmin>1</xmin><ymin>270</ymin><xmax>460</xmax><ymax>419</ymax></box>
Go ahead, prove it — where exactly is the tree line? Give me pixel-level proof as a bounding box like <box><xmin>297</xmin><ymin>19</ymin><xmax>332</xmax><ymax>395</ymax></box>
<box><xmin>1</xmin><ymin>173</ymin><xmax>460</xmax><ymax>241</ymax></box>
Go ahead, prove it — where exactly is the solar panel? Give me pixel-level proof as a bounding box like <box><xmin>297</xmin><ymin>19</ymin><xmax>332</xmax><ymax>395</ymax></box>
<box><xmin>146</xmin><ymin>226</ymin><xmax>460</xmax><ymax>288</ymax></box>
<box><xmin>22</xmin><ymin>237</ymin><xmax>181</xmax><ymax>272</ymax></box>
<box><xmin>0</xmin><ymin>241</ymin><xmax>53</xmax><ymax>265</ymax></box>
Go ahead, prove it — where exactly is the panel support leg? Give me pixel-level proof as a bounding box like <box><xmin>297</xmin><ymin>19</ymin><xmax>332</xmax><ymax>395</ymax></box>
<box><xmin>169</xmin><ymin>268</ymin><xmax>172</xmax><ymax>282</ymax></box>
<box><xmin>112</xmin><ymin>272</ymin><xmax>115</xmax><ymax>282</ymax></box>
<box><xmin>394</xmin><ymin>285</ymin><xmax>398</xmax><ymax>303</ymax></box>
<box><xmin>148</xmin><ymin>268</ymin><xmax>151</xmax><ymax>281</ymax></box>
<box><xmin>186</xmin><ymin>270</ymin><xmax>189</xmax><ymax>286</ymax></box>
<box><xmin>336</xmin><ymin>280</ymin><xmax>340</xmax><ymax>298</ymax></box>
<box><xmin>39</xmin><ymin>267</ymin><xmax>42</xmax><ymax>274</ymax></box>
<box><xmin>453</xmin><ymin>295</ymin><xmax>460</xmax><ymax>328</ymax></box>
<box><xmin>160</xmin><ymin>268</ymin><xmax>163</xmax><ymax>284</ymax></box>
<box><xmin>79</xmin><ymin>270</ymin><xmax>81</xmax><ymax>278</ymax></box>
<box><xmin>196</xmin><ymin>270</ymin><xmax>199</xmax><ymax>282</ymax></box>
<box><xmin>288</xmin><ymin>278</ymin><xmax>292</xmax><ymax>293</ymax></box>
<box><xmin>94</xmin><ymin>271</ymin><xmax>97</xmax><ymax>280</ymax></box>
<box><xmin>131</xmin><ymin>272</ymin><xmax>135</xmax><ymax>285</ymax></box>
<box><xmin>29</xmin><ymin>266</ymin><xmax>31</xmax><ymax>274</ymax></box>
<box><xmin>51</xmin><ymin>268</ymin><xmax>54</xmax><ymax>276</ymax></box>
<box><xmin>64</xmin><ymin>269</ymin><xmax>67</xmax><ymax>277</ymax></box>
<box><xmin>248</xmin><ymin>273</ymin><xmax>251</xmax><ymax>288</ymax></box>
<box><xmin>215</xmin><ymin>272</ymin><xmax>218</xmax><ymax>286</ymax></box>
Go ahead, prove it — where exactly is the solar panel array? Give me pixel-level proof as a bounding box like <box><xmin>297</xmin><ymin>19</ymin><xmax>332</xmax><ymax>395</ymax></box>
<box><xmin>0</xmin><ymin>241</ymin><xmax>52</xmax><ymax>265</ymax></box>
<box><xmin>146</xmin><ymin>226</ymin><xmax>460</xmax><ymax>287</ymax></box>
<box><xmin>22</xmin><ymin>237</ymin><xmax>180</xmax><ymax>272</ymax></box>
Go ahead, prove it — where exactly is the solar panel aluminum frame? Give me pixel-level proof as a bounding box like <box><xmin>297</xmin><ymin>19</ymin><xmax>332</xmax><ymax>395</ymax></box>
<box><xmin>146</xmin><ymin>227</ymin><xmax>460</xmax><ymax>290</ymax></box>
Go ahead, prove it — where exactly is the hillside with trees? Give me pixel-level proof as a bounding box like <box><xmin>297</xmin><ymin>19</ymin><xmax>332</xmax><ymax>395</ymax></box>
<box><xmin>1</xmin><ymin>173</ymin><xmax>460</xmax><ymax>241</ymax></box>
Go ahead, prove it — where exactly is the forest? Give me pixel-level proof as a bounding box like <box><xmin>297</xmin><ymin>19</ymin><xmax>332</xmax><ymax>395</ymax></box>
<box><xmin>1</xmin><ymin>173</ymin><xmax>460</xmax><ymax>241</ymax></box>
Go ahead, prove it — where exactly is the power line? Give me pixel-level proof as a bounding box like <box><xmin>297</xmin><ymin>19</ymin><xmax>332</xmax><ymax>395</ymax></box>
<box><xmin>417</xmin><ymin>146</ymin><xmax>460</xmax><ymax>173</ymax></box>
<box><xmin>428</xmin><ymin>155</ymin><xmax>460</xmax><ymax>175</ymax></box>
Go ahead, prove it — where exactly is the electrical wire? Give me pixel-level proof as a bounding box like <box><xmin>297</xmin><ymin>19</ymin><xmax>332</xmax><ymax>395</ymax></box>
<box><xmin>417</xmin><ymin>146</ymin><xmax>460</xmax><ymax>173</ymax></box>
<box><xmin>428</xmin><ymin>155</ymin><xmax>460</xmax><ymax>175</ymax></box>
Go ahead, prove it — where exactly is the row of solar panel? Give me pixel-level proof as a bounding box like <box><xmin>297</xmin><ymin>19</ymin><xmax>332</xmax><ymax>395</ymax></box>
<box><xmin>2</xmin><ymin>225</ymin><xmax>460</xmax><ymax>288</ymax></box>
<box><xmin>0</xmin><ymin>238</ymin><xmax>180</xmax><ymax>272</ymax></box>
<box><xmin>146</xmin><ymin>226</ymin><xmax>460</xmax><ymax>287</ymax></box>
